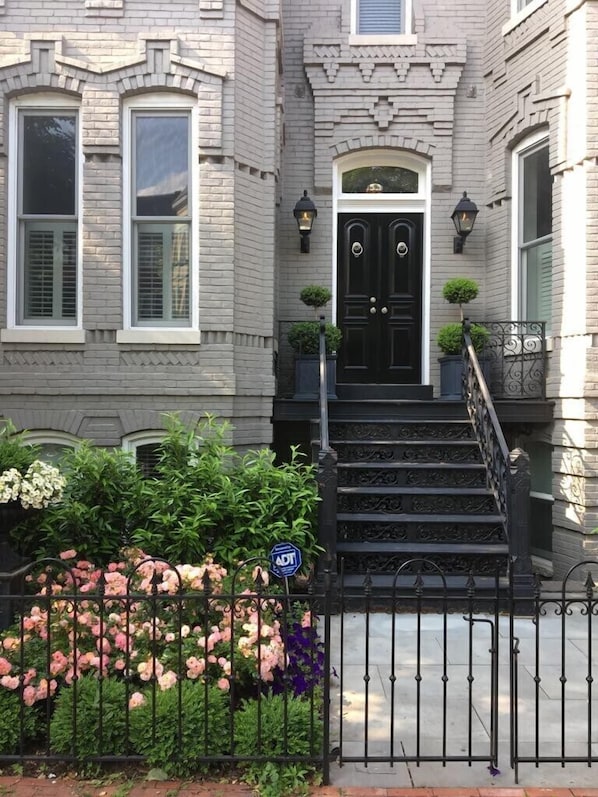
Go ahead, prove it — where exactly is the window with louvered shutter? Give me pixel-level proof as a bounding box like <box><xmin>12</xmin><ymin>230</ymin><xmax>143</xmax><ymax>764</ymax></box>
<box><xmin>131</xmin><ymin>112</ymin><xmax>191</xmax><ymax>327</ymax></box>
<box><xmin>17</xmin><ymin>112</ymin><xmax>78</xmax><ymax>325</ymax></box>
<box><xmin>358</xmin><ymin>0</ymin><xmax>403</xmax><ymax>33</ymax></box>
<box><xmin>519</xmin><ymin>140</ymin><xmax>552</xmax><ymax>334</ymax></box>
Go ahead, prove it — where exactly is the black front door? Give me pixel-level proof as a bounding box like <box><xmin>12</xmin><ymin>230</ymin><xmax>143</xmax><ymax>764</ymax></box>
<box><xmin>337</xmin><ymin>212</ymin><xmax>423</xmax><ymax>384</ymax></box>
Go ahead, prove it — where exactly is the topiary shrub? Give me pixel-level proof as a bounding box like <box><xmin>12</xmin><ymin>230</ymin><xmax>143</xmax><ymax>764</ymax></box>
<box><xmin>288</xmin><ymin>321</ymin><xmax>342</xmax><ymax>355</ymax></box>
<box><xmin>299</xmin><ymin>285</ymin><xmax>332</xmax><ymax>311</ymax></box>
<box><xmin>442</xmin><ymin>277</ymin><xmax>479</xmax><ymax>307</ymax></box>
<box><xmin>437</xmin><ymin>321</ymin><xmax>489</xmax><ymax>355</ymax></box>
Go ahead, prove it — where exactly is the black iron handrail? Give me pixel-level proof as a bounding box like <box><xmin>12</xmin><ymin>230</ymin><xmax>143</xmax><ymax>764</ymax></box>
<box><xmin>463</xmin><ymin>321</ymin><xmax>534</xmax><ymax>587</ymax></box>
<box><xmin>318</xmin><ymin>316</ymin><xmax>330</xmax><ymax>451</ymax></box>
<box><xmin>316</xmin><ymin>316</ymin><xmax>338</xmax><ymax>571</ymax></box>
<box><xmin>462</xmin><ymin>320</ymin><xmax>511</xmax><ymax>539</ymax></box>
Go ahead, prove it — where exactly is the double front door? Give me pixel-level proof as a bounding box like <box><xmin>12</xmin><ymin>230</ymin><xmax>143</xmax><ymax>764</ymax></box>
<box><xmin>336</xmin><ymin>212</ymin><xmax>423</xmax><ymax>384</ymax></box>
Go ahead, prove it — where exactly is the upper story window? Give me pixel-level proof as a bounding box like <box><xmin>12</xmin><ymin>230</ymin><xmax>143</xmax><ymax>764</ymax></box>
<box><xmin>9</xmin><ymin>97</ymin><xmax>81</xmax><ymax>328</ymax></box>
<box><xmin>512</xmin><ymin>134</ymin><xmax>552</xmax><ymax>333</ymax></box>
<box><xmin>504</xmin><ymin>0</ymin><xmax>549</xmax><ymax>34</ymax></box>
<box><xmin>123</xmin><ymin>95</ymin><xmax>198</xmax><ymax>331</ymax></box>
<box><xmin>351</xmin><ymin>0</ymin><xmax>413</xmax><ymax>37</ymax></box>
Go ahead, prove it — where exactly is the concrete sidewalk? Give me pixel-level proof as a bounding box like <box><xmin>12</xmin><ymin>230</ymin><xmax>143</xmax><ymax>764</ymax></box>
<box><xmin>327</xmin><ymin>608</ymin><xmax>598</xmax><ymax>790</ymax></box>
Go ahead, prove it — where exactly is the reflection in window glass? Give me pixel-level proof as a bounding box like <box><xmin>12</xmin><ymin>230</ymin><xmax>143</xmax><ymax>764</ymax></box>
<box><xmin>358</xmin><ymin>0</ymin><xmax>403</xmax><ymax>33</ymax></box>
<box><xmin>131</xmin><ymin>112</ymin><xmax>191</xmax><ymax>326</ymax></box>
<box><xmin>342</xmin><ymin>166</ymin><xmax>418</xmax><ymax>193</ymax></box>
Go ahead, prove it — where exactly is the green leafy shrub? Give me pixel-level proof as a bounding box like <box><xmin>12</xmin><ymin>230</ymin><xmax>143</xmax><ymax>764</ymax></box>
<box><xmin>234</xmin><ymin>693</ymin><xmax>323</xmax><ymax>796</ymax></box>
<box><xmin>50</xmin><ymin>676</ymin><xmax>128</xmax><ymax>763</ymax></box>
<box><xmin>0</xmin><ymin>420</ymin><xmax>40</xmax><ymax>474</ymax></box>
<box><xmin>23</xmin><ymin>443</ymin><xmax>147</xmax><ymax>563</ymax></box>
<box><xmin>437</xmin><ymin>322</ymin><xmax>489</xmax><ymax>355</ymax></box>
<box><xmin>132</xmin><ymin>416</ymin><xmax>319</xmax><ymax>569</ymax></box>
<box><xmin>129</xmin><ymin>681</ymin><xmax>229</xmax><ymax>776</ymax></box>
<box><xmin>0</xmin><ymin>689</ymin><xmax>39</xmax><ymax>754</ymax></box>
<box><xmin>288</xmin><ymin>321</ymin><xmax>342</xmax><ymax>355</ymax></box>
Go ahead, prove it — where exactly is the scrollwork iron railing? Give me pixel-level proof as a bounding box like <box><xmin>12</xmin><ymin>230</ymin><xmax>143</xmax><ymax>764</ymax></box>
<box><xmin>473</xmin><ymin>320</ymin><xmax>546</xmax><ymax>399</ymax></box>
<box><xmin>462</xmin><ymin>321</ymin><xmax>511</xmax><ymax>541</ymax></box>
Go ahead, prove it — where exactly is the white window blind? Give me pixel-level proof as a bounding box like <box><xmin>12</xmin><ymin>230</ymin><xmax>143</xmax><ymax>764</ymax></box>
<box><xmin>358</xmin><ymin>0</ymin><xmax>403</xmax><ymax>33</ymax></box>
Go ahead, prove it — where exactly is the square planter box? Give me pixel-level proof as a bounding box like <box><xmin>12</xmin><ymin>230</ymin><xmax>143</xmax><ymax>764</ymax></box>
<box><xmin>439</xmin><ymin>355</ymin><xmax>491</xmax><ymax>399</ymax></box>
<box><xmin>293</xmin><ymin>355</ymin><xmax>338</xmax><ymax>400</ymax></box>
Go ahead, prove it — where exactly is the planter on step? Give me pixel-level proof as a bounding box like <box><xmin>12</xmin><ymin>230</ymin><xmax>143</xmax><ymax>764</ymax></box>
<box><xmin>293</xmin><ymin>355</ymin><xmax>337</xmax><ymax>400</ymax></box>
<box><xmin>439</xmin><ymin>355</ymin><xmax>492</xmax><ymax>400</ymax></box>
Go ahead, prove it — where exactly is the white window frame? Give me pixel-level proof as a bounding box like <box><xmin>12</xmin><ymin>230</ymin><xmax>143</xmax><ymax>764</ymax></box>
<box><xmin>118</xmin><ymin>94</ymin><xmax>200</xmax><ymax>345</ymax></box>
<box><xmin>511</xmin><ymin>131</ymin><xmax>552</xmax><ymax>333</ymax></box>
<box><xmin>2</xmin><ymin>94</ymin><xmax>84</xmax><ymax>344</ymax></box>
<box><xmin>349</xmin><ymin>0</ymin><xmax>416</xmax><ymax>44</ymax></box>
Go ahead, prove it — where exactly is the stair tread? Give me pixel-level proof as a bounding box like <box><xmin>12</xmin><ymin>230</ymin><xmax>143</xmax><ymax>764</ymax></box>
<box><xmin>336</xmin><ymin>512</ymin><xmax>504</xmax><ymax>523</ymax></box>
<box><xmin>338</xmin><ymin>486</ymin><xmax>492</xmax><ymax>495</ymax></box>
<box><xmin>341</xmin><ymin>574</ymin><xmax>509</xmax><ymax>591</ymax></box>
<box><xmin>333</xmin><ymin>439</ymin><xmax>477</xmax><ymax>445</ymax></box>
<box><xmin>337</xmin><ymin>541</ymin><xmax>509</xmax><ymax>553</ymax></box>
<box><xmin>337</xmin><ymin>462</ymin><xmax>486</xmax><ymax>470</ymax></box>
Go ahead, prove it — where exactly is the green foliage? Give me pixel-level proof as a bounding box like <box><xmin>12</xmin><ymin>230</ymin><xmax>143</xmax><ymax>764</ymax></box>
<box><xmin>437</xmin><ymin>322</ymin><xmax>490</xmax><ymax>355</ymax></box>
<box><xmin>129</xmin><ymin>681</ymin><xmax>229</xmax><ymax>776</ymax></box>
<box><xmin>22</xmin><ymin>443</ymin><xmax>146</xmax><ymax>563</ymax></box>
<box><xmin>211</xmin><ymin>447</ymin><xmax>319</xmax><ymax>568</ymax></box>
<box><xmin>130</xmin><ymin>416</ymin><xmax>320</xmax><ymax>569</ymax></box>
<box><xmin>442</xmin><ymin>277</ymin><xmax>479</xmax><ymax>306</ymax></box>
<box><xmin>235</xmin><ymin>693</ymin><xmax>323</xmax><ymax>796</ymax></box>
<box><xmin>288</xmin><ymin>321</ymin><xmax>342</xmax><ymax>355</ymax></box>
<box><xmin>0</xmin><ymin>689</ymin><xmax>39</xmax><ymax>754</ymax></box>
<box><xmin>0</xmin><ymin>419</ymin><xmax>40</xmax><ymax>474</ymax></box>
<box><xmin>299</xmin><ymin>285</ymin><xmax>332</xmax><ymax>311</ymax></box>
<box><xmin>50</xmin><ymin>676</ymin><xmax>128</xmax><ymax>762</ymax></box>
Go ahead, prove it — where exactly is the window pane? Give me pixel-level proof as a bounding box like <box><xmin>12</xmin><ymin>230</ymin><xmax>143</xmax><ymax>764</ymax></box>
<box><xmin>342</xmin><ymin>166</ymin><xmax>418</xmax><ymax>193</ymax></box>
<box><xmin>524</xmin><ymin>239</ymin><xmax>552</xmax><ymax>331</ymax></box>
<box><xmin>135</xmin><ymin>115</ymin><xmax>189</xmax><ymax>217</ymax></box>
<box><xmin>22</xmin><ymin>114</ymin><xmax>76</xmax><ymax>216</ymax></box>
<box><xmin>358</xmin><ymin>0</ymin><xmax>402</xmax><ymax>33</ymax></box>
<box><xmin>135</xmin><ymin>223</ymin><xmax>190</xmax><ymax>324</ymax></box>
<box><xmin>22</xmin><ymin>221</ymin><xmax>77</xmax><ymax>322</ymax></box>
<box><xmin>135</xmin><ymin>443</ymin><xmax>161</xmax><ymax>478</ymax></box>
<box><xmin>522</xmin><ymin>145</ymin><xmax>551</xmax><ymax>242</ymax></box>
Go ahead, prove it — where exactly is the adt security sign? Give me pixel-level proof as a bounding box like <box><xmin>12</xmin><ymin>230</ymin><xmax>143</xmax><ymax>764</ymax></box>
<box><xmin>269</xmin><ymin>542</ymin><xmax>302</xmax><ymax>578</ymax></box>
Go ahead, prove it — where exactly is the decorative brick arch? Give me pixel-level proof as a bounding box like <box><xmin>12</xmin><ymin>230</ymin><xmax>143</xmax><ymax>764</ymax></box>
<box><xmin>332</xmin><ymin>135</ymin><xmax>434</xmax><ymax>161</ymax></box>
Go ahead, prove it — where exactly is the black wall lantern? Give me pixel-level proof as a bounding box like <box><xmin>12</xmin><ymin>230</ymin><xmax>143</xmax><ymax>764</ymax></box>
<box><xmin>293</xmin><ymin>190</ymin><xmax>317</xmax><ymax>253</ymax></box>
<box><xmin>451</xmin><ymin>192</ymin><xmax>479</xmax><ymax>253</ymax></box>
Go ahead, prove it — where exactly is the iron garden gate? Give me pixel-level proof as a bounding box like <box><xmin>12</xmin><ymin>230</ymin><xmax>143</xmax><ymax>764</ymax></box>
<box><xmin>327</xmin><ymin>559</ymin><xmax>598</xmax><ymax>783</ymax></box>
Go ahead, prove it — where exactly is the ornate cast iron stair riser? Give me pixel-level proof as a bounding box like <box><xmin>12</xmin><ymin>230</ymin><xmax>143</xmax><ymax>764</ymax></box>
<box><xmin>330</xmin><ymin>414</ymin><xmax>510</xmax><ymax>583</ymax></box>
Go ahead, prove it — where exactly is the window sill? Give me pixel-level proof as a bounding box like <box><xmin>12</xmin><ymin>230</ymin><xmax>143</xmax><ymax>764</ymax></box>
<box><xmin>116</xmin><ymin>329</ymin><xmax>201</xmax><ymax>345</ymax></box>
<box><xmin>1</xmin><ymin>328</ymin><xmax>85</xmax><ymax>344</ymax></box>
<box><xmin>348</xmin><ymin>33</ymin><xmax>417</xmax><ymax>46</ymax></box>
<box><xmin>502</xmin><ymin>0</ymin><xmax>548</xmax><ymax>35</ymax></box>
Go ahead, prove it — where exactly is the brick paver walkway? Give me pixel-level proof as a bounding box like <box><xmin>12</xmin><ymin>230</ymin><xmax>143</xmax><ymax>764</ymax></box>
<box><xmin>2</xmin><ymin>780</ymin><xmax>598</xmax><ymax>797</ymax></box>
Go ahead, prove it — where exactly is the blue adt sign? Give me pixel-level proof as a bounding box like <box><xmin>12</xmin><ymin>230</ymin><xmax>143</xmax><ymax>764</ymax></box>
<box><xmin>269</xmin><ymin>542</ymin><xmax>302</xmax><ymax>578</ymax></box>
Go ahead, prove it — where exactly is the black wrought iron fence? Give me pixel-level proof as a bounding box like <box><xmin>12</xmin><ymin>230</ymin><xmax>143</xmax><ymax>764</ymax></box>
<box><xmin>0</xmin><ymin>555</ymin><xmax>329</xmax><ymax>778</ymax></box>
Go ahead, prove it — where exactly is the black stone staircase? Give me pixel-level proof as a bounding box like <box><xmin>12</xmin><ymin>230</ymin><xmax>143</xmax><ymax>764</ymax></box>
<box><xmin>326</xmin><ymin>396</ymin><xmax>510</xmax><ymax>590</ymax></box>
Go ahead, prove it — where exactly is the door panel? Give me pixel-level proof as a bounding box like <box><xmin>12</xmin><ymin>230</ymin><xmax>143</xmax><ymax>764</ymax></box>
<box><xmin>337</xmin><ymin>212</ymin><xmax>423</xmax><ymax>384</ymax></box>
